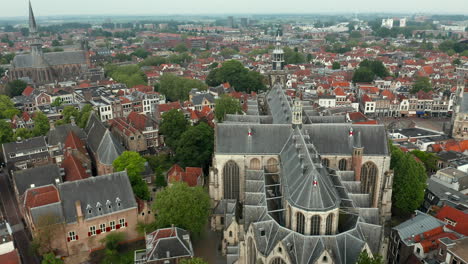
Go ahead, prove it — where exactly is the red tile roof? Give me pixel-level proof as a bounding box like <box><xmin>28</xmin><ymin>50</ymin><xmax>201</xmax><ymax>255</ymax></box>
<box><xmin>430</xmin><ymin>140</ymin><xmax>468</xmax><ymax>153</ymax></box>
<box><xmin>61</xmin><ymin>153</ymin><xmax>90</xmax><ymax>182</ymax></box>
<box><xmin>64</xmin><ymin>131</ymin><xmax>88</xmax><ymax>156</ymax></box>
<box><xmin>333</xmin><ymin>87</ymin><xmax>346</xmax><ymax>96</ymax></box>
<box><xmin>167</xmin><ymin>164</ymin><xmax>202</xmax><ymax>187</ymax></box>
<box><xmin>0</xmin><ymin>250</ymin><xmax>21</xmax><ymax>264</ymax></box>
<box><xmin>127</xmin><ymin>111</ymin><xmax>149</xmax><ymax>131</ymax></box>
<box><xmin>24</xmin><ymin>185</ymin><xmax>60</xmax><ymax>209</ymax></box>
<box><xmin>158</xmin><ymin>101</ymin><xmax>181</xmax><ymax>113</ymax></box>
<box><xmin>435</xmin><ymin>206</ymin><xmax>468</xmax><ymax>235</ymax></box>
<box><xmin>22</xmin><ymin>86</ymin><xmax>34</xmax><ymax>96</ymax></box>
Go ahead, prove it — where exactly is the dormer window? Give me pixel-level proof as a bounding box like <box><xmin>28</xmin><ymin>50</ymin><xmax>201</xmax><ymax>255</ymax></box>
<box><xmin>116</xmin><ymin>197</ymin><xmax>121</xmax><ymax>207</ymax></box>
<box><xmin>86</xmin><ymin>204</ymin><xmax>92</xmax><ymax>214</ymax></box>
<box><xmin>106</xmin><ymin>200</ymin><xmax>112</xmax><ymax>209</ymax></box>
<box><xmin>96</xmin><ymin>202</ymin><xmax>102</xmax><ymax>212</ymax></box>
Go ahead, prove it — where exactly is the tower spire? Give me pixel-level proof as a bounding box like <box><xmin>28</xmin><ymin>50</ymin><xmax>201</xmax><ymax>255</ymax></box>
<box><xmin>29</xmin><ymin>0</ymin><xmax>37</xmax><ymax>34</ymax></box>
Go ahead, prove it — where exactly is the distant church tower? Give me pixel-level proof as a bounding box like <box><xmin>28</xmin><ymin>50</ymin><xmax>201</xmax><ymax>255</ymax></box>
<box><xmin>268</xmin><ymin>30</ymin><xmax>287</xmax><ymax>88</ymax></box>
<box><xmin>28</xmin><ymin>0</ymin><xmax>44</xmax><ymax>65</ymax></box>
<box><xmin>292</xmin><ymin>100</ymin><xmax>303</xmax><ymax>128</ymax></box>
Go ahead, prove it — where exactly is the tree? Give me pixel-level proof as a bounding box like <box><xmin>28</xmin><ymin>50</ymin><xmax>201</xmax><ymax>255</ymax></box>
<box><xmin>332</xmin><ymin>61</ymin><xmax>341</xmax><ymax>70</ymax></box>
<box><xmin>139</xmin><ymin>56</ymin><xmax>167</xmax><ymax>67</ymax></box>
<box><xmin>205</xmin><ymin>60</ymin><xmax>265</xmax><ymax>93</ymax></box>
<box><xmin>41</xmin><ymin>252</ymin><xmax>64</xmax><ymax>264</ymax></box>
<box><xmin>220</xmin><ymin>47</ymin><xmax>237</xmax><ymax>58</ymax></box>
<box><xmin>51</xmin><ymin>98</ymin><xmax>62</xmax><ymax>107</ymax></box>
<box><xmin>359</xmin><ymin>60</ymin><xmax>389</xmax><ymax>78</ymax></box>
<box><xmin>105</xmin><ymin>64</ymin><xmax>147</xmax><ymax>88</ymax></box>
<box><xmin>100</xmin><ymin>232</ymin><xmax>126</xmax><ymax>264</ymax></box>
<box><xmin>57</xmin><ymin>106</ymin><xmax>79</xmax><ymax>125</ymax></box>
<box><xmin>131</xmin><ymin>48</ymin><xmax>150</xmax><ymax>59</ymax></box>
<box><xmin>6</xmin><ymin>80</ymin><xmax>28</xmax><ymax>97</ymax></box>
<box><xmin>0</xmin><ymin>95</ymin><xmax>20</xmax><ymax>119</ymax></box>
<box><xmin>31</xmin><ymin>214</ymin><xmax>64</xmax><ymax>255</ymax></box>
<box><xmin>352</xmin><ymin>67</ymin><xmax>375</xmax><ymax>83</ymax></box>
<box><xmin>153</xmin><ymin>182</ymin><xmax>210</xmax><ymax>236</ymax></box>
<box><xmin>14</xmin><ymin>128</ymin><xmax>32</xmax><ymax>140</ymax></box>
<box><xmin>411</xmin><ymin>150</ymin><xmax>438</xmax><ymax>174</ymax></box>
<box><xmin>411</xmin><ymin>77</ymin><xmax>432</xmax><ymax>93</ymax></box>
<box><xmin>159</xmin><ymin>109</ymin><xmax>188</xmax><ymax>149</ymax></box>
<box><xmin>113</xmin><ymin>151</ymin><xmax>150</xmax><ymax>200</ymax></box>
<box><xmin>175</xmin><ymin>122</ymin><xmax>214</xmax><ymax>168</ymax></box>
<box><xmin>214</xmin><ymin>95</ymin><xmax>242</xmax><ymax>122</ymax></box>
<box><xmin>159</xmin><ymin>74</ymin><xmax>207</xmax><ymax>101</ymax></box>
<box><xmin>453</xmin><ymin>58</ymin><xmax>462</xmax><ymax>65</ymax></box>
<box><xmin>356</xmin><ymin>251</ymin><xmax>383</xmax><ymax>264</ymax></box>
<box><xmin>51</xmin><ymin>40</ymin><xmax>61</xmax><ymax>47</ymax></box>
<box><xmin>145</xmin><ymin>153</ymin><xmax>173</xmax><ymax>172</ymax></box>
<box><xmin>390</xmin><ymin>144</ymin><xmax>427</xmax><ymax>216</ymax></box>
<box><xmin>154</xmin><ymin>168</ymin><xmax>167</xmax><ymax>188</ymax></box>
<box><xmin>78</xmin><ymin>104</ymin><xmax>93</xmax><ymax>128</ymax></box>
<box><xmin>174</xmin><ymin>43</ymin><xmax>188</xmax><ymax>53</ymax></box>
<box><xmin>180</xmin><ymin>258</ymin><xmax>209</xmax><ymax>264</ymax></box>
<box><xmin>284</xmin><ymin>47</ymin><xmax>305</xmax><ymax>64</ymax></box>
<box><xmin>32</xmin><ymin>111</ymin><xmax>50</xmax><ymax>137</ymax></box>
<box><xmin>0</xmin><ymin>120</ymin><xmax>14</xmax><ymax>144</ymax></box>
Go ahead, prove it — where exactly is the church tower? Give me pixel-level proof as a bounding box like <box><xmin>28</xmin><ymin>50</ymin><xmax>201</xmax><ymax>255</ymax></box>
<box><xmin>292</xmin><ymin>100</ymin><xmax>303</xmax><ymax>128</ymax></box>
<box><xmin>28</xmin><ymin>1</ymin><xmax>46</xmax><ymax>69</ymax></box>
<box><xmin>268</xmin><ymin>29</ymin><xmax>287</xmax><ymax>88</ymax></box>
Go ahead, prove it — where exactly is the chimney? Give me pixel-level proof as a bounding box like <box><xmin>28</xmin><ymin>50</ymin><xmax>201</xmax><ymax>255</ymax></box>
<box><xmin>70</xmin><ymin>116</ymin><xmax>76</xmax><ymax>126</ymax></box>
<box><xmin>49</xmin><ymin>120</ymin><xmax>55</xmax><ymax>130</ymax></box>
<box><xmin>75</xmin><ymin>200</ymin><xmax>83</xmax><ymax>223</ymax></box>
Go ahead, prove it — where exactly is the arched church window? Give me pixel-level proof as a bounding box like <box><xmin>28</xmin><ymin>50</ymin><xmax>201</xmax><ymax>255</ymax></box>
<box><xmin>266</xmin><ymin>158</ymin><xmax>278</xmax><ymax>173</ymax></box>
<box><xmin>223</xmin><ymin>161</ymin><xmax>240</xmax><ymax>200</ymax></box>
<box><xmin>270</xmin><ymin>257</ymin><xmax>286</xmax><ymax>264</ymax></box>
<box><xmin>322</xmin><ymin>158</ymin><xmax>330</xmax><ymax>168</ymax></box>
<box><xmin>250</xmin><ymin>158</ymin><xmax>261</xmax><ymax>170</ymax></box>
<box><xmin>361</xmin><ymin>162</ymin><xmax>378</xmax><ymax>201</ymax></box>
<box><xmin>311</xmin><ymin>215</ymin><xmax>321</xmax><ymax>235</ymax></box>
<box><xmin>296</xmin><ymin>212</ymin><xmax>305</xmax><ymax>234</ymax></box>
<box><xmin>325</xmin><ymin>214</ymin><xmax>334</xmax><ymax>235</ymax></box>
<box><xmin>338</xmin><ymin>159</ymin><xmax>347</xmax><ymax>171</ymax></box>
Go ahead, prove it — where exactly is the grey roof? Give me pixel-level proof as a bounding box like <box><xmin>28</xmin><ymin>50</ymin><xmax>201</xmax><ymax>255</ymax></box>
<box><xmin>191</xmin><ymin>93</ymin><xmax>215</xmax><ymax>105</ymax></box>
<box><xmin>393</xmin><ymin>211</ymin><xmax>445</xmax><ymax>246</ymax></box>
<box><xmin>460</xmin><ymin>93</ymin><xmax>468</xmax><ymax>113</ymax></box>
<box><xmin>57</xmin><ymin>171</ymin><xmax>137</xmax><ymax>224</ymax></box>
<box><xmin>30</xmin><ymin>202</ymin><xmax>64</xmax><ymax>226</ymax></box>
<box><xmin>145</xmin><ymin>227</ymin><xmax>193</xmax><ymax>261</ymax></box>
<box><xmin>85</xmin><ymin>113</ymin><xmax>123</xmax><ymax>165</ymax></box>
<box><xmin>280</xmin><ymin>128</ymin><xmax>340</xmax><ymax>211</ymax></box>
<box><xmin>304</xmin><ymin>124</ymin><xmax>389</xmax><ymax>156</ymax></box>
<box><xmin>266</xmin><ymin>83</ymin><xmax>292</xmax><ymax>124</ymax></box>
<box><xmin>12</xmin><ymin>51</ymin><xmax>86</xmax><ymax>69</ymax></box>
<box><xmin>46</xmin><ymin>123</ymin><xmax>86</xmax><ymax>146</ymax></box>
<box><xmin>426</xmin><ymin>178</ymin><xmax>468</xmax><ymax>208</ymax></box>
<box><xmin>13</xmin><ymin>164</ymin><xmax>62</xmax><ymax>195</ymax></box>
<box><xmin>215</xmin><ymin>124</ymin><xmax>292</xmax><ymax>154</ymax></box>
<box><xmin>308</xmin><ymin>115</ymin><xmax>347</xmax><ymax>124</ymax></box>
<box><xmin>2</xmin><ymin>136</ymin><xmax>47</xmax><ymax>158</ymax></box>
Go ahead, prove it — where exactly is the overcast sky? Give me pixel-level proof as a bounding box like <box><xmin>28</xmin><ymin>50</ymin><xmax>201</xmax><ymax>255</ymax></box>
<box><xmin>1</xmin><ymin>0</ymin><xmax>467</xmax><ymax>17</ymax></box>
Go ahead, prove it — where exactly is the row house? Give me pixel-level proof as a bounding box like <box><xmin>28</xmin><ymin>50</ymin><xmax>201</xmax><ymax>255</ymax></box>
<box><xmin>22</xmin><ymin>172</ymin><xmax>141</xmax><ymax>262</ymax></box>
<box><xmin>109</xmin><ymin>118</ymin><xmax>148</xmax><ymax>153</ymax></box>
<box><xmin>127</xmin><ymin>111</ymin><xmax>159</xmax><ymax>149</ymax></box>
<box><xmin>1</xmin><ymin>136</ymin><xmax>51</xmax><ymax>171</ymax></box>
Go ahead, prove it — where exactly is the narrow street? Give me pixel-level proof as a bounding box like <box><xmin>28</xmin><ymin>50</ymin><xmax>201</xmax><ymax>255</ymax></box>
<box><xmin>0</xmin><ymin>170</ymin><xmax>40</xmax><ymax>264</ymax></box>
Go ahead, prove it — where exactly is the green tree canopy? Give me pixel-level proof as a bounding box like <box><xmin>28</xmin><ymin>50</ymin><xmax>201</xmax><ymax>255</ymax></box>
<box><xmin>0</xmin><ymin>95</ymin><xmax>20</xmax><ymax>119</ymax></box>
<box><xmin>6</xmin><ymin>80</ymin><xmax>28</xmax><ymax>97</ymax></box>
<box><xmin>411</xmin><ymin>150</ymin><xmax>438</xmax><ymax>174</ymax></box>
<box><xmin>411</xmin><ymin>77</ymin><xmax>432</xmax><ymax>93</ymax></box>
<box><xmin>14</xmin><ymin>128</ymin><xmax>32</xmax><ymax>140</ymax></box>
<box><xmin>332</xmin><ymin>61</ymin><xmax>341</xmax><ymax>70</ymax></box>
<box><xmin>131</xmin><ymin>48</ymin><xmax>151</xmax><ymax>59</ymax></box>
<box><xmin>32</xmin><ymin>111</ymin><xmax>50</xmax><ymax>137</ymax></box>
<box><xmin>205</xmin><ymin>60</ymin><xmax>265</xmax><ymax>93</ymax></box>
<box><xmin>105</xmin><ymin>64</ymin><xmax>147</xmax><ymax>88</ymax></box>
<box><xmin>352</xmin><ymin>60</ymin><xmax>389</xmax><ymax>83</ymax></box>
<box><xmin>51</xmin><ymin>97</ymin><xmax>62</xmax><ymax>107</ymax></box>
<box><xmin>390</xmin><ymin>144</ymin><xmax>427</xmax><ymax>216</ymax></box>
<box><xmin>113</xmin><ymin>151</ymin><xmax>150</xmax><ymax>200</ymax></box>
<box><xmin>356</xmin><ymin>251</ymin><xmax>383</xmax><ymax>264</ymax></box>
<box><xmin>175</xmin><ymin>43</ymin><xmax>188</xmax><ymax>53</ymax></box>
<box><xmin>153</xmin><ymin>182</ymin><xmax>210</xmax><ymax>236</ymax></box>
<box><xmin>284</xmin><ymin>47</ymin><xmax>305</xmax><ymax>64</ymax></box>
<box><xmin>352</xmin><ymin>67</ymin><xmax>375</xmax><ymax>83</ymax></box>
<box><xmin>176</xmin><ymin>122</ymin><xmax>214</xmax><ymax>168</ymax></box>
<box><xmin>139</xmin><ymin>56</ymin><xmax>167</xmax><ymax>67</ymax></box>
<box><xmin>214</xmin><ymin>95</ymin><xmax>242</xmax><ymax>122</ymax></box>
<box><xmin>41</xmin><ymin>252</ymin><xmax>64</xmax><ymax>264</ymax></box>
<box><xmin>159</xmin><ymin>109</ymin><xmax>189</xmax><ymax>149</ymax></box>
<box><xmin>0</xmin><ymin>120</ymin><xmax>14</xmax><ymax>144</ymax></box>
<box><xmin>159</xmin><ymin>74</ymin><xmax>207</xmax><ymax>101</ymax></box>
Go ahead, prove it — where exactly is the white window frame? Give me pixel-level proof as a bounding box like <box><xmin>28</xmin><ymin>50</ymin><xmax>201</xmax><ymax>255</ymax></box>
<box><xmin>100</xmin><ymin>223</ymin><xmax>106</xmax><ymax>233</ymax></box>
<box><xmin>119</xmin><ymin>218</ymin><xmax>125</xmax><ymax>228</ymax></box>
<box><xmin>110</xmin><ymin>220</ymin><xmax>116</xmax><ymax>230</ymax></box>
<box><xmin>68</xmin><ymin>231</ymin><xmax>77</xmax><ymax>241</ymax></box>
<box><xmin>90</xmin><ymin>226</ymin><xmax>96</xmax><ymax>236</ymax></box>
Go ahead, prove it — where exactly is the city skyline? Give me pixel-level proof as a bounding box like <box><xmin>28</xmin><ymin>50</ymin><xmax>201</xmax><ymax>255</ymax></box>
<box><xmin>0</xmin><ymin>0</ymin><xmax>467</xmax><ymax>18</ymax></box>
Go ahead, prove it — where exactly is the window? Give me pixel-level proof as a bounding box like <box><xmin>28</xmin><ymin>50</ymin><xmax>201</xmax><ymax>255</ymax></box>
<box><xmin>361</xmin><ymin>162</ymin><xmax>378</xmax><ymax>203</ymax></box>
<box><xmin>338</xmin><ymin>159</ymin><xmax>347</xmax><ymax>171</ymax></box>
<box><xmin>249</xmin><ymin>158</ymin><xmax>261</xmax><ymax>170</ymax></box>
<box><xmin>100</xmin><ymin>223</ymin><xmax>106</xmax><ymax>233</ymax></box>
<box><xmin>311</xmin><ymin>215</ymin><xmax>321</xmax><ymax>235</ymax></box>
<box><xmin>68</xmin><ymin>231</ymin><xmax>77</xmax><ymax>241</ymax></box>
<box><xmin>322</xmin><ymin>158</ymin><xmax>329</xmax><ymax>167</ymax></box>
<box><xmin>89</xmin><ymin>226</ymin><xmax>96</xmax><ymax>236</ymax></box>
<box><xmin>325</xmin><ymin>214</ymin><xmax>334</xmax><ymax>235</ymax></box>
<box><xmin>119</xmin><ymin>218</ymin><xmax>125</xmax><ymax>228</ymax></box>
<box><xmin>110</xmin><ymin>220</ymin><xmax>116</xmax><ymax>230</ymax></box>
<box><xmin>296</xmin><ymin>212</ymin><xmax>305</xmax><ymax>234</ymax></box>
<box><xmin>223</xmin><ymin>161</ymin><xmax>240</xmax><ymax>200</ymax></box>
<box><xmin>416</xmin><ymin>247</ymin><xmax>421</xmax><ymax>254</ymax></box>
<box><xmin>229</xmin><ymin>231</ymin><xmax>232</xmax><ymax>237</ymax></box>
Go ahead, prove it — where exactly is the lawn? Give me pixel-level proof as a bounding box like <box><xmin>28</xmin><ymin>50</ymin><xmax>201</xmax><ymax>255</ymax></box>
<box><xmin>88</xmin><ymin>239</ymin><xmax>145</xmax><ymax>264</ymax></box>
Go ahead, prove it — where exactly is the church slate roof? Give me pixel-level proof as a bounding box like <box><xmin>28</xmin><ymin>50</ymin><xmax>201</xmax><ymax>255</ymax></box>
<box><xmin>13</xmin><ymin>164</ymin><xmax>62</xmax><ymax>196</ymax></box>
<box><xmin>304</xmin><ymin>124</ymin><xmax>389</xmax><ymax>156</ymax></box>
<box><xmin>12</xmin><ymin>51</ymin><xmax>86</xmax><ymax>69</ymax></box>
<box><xmin>57</xmin><ymin>171</ymin><xmax>136</xmax><ymax>224</ymax></box>
<box><xmin>215</xmin><ymin>124</ymin><xmax>292</xmax><ymax>154</ymax></box>
<box><xmin>85</xmin><ymin>113</ymin><xmax>123</xmax><ymax>164</ymax></box>
<box><xmin>266</xmin><ymin>84</ymin><xmax>293</xmax><ymax>124</ymax></box>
